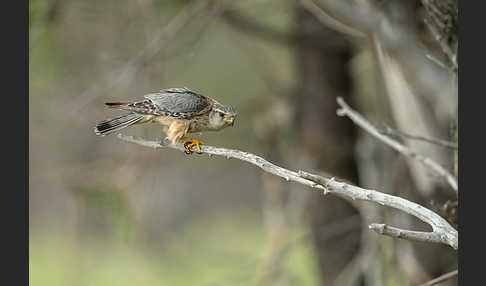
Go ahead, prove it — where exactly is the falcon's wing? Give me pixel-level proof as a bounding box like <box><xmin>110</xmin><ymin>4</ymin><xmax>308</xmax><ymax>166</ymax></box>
<box><xmin>144</xmin><ymin>87</ymin><xmax>213</xmax><ymax>119</ymax></box>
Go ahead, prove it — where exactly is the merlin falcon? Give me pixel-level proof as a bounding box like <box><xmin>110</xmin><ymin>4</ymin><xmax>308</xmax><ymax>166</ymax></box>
<box><xmin>94</xmin><ymin>87</ymin><xmax>237</xmax><ymax>154</ymax></box>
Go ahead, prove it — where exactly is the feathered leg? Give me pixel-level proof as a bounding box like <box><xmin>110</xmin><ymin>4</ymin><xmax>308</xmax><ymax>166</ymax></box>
<box><xmin>166</xmin><ymin>121</ymin><xmax>204</xmax><ymax>154</ymax></box>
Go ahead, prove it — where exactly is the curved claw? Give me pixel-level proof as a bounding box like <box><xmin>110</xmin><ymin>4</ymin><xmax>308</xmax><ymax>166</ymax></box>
<box><xmin>184</xmin><ymin>147</ymin><xmax>193</xmax><ymax>155</ymax></box>
<box><xmin>183</xmin><ymin>141</ymin><xmax>194</xmax><ymax>154</ymax></box>
<box><xmin>182</xmin><ymin>137</ymin><xmax>205</xmax><ymax>155</ymax></box>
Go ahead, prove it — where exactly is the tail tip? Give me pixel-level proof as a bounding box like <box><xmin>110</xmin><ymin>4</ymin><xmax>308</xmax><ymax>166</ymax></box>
<box><xmin>94</xmin><ymin>123</ymin><xmax>112</xmax><ymax>136</ymax></box>
<box><xmin>93</xmin><ymin>126</ymin><xmax>105</xmax><ymax>136</ymax></box>
<box><xmin>104</xmin><ymin>102</ymin><xmax>130</xmax><ymax>107</ymax></box>
<box><xmin>93</xmin><ymin>113</ymin><xmax>142</xmax><ymax>136</ymax></box>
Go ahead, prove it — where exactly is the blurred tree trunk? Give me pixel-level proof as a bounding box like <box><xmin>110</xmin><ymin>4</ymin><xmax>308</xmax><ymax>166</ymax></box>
<box><xmin>292</xmin><ymin>4</ymin><xmax>363</xmax><ymax>286</ymax></box>
<box><xmin>254</xmin><ymin>104</ymin><xmax>292</xmax><ymax>285</ymax></box>
<box><xmin>372</xmin><ymin>2</ymin><xmax>458</xmax><ymax>284</ymax></box>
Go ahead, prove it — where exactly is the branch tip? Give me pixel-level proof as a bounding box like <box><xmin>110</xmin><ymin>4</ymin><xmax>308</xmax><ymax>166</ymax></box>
<box><xmin>114</xmin><ymin>133</ymin><xmax>458</xmax><ymax>249</ymax></box>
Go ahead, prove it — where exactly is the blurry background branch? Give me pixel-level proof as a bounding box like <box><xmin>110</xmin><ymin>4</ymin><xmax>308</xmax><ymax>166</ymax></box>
<box><xmin>301</xmin><ymin>0</ymin><xmax>457</xmax><ymax>110</ymax></box>
<box><xmin>420</xmin><ymin>0</ymin><xmax>458</xmax><ymax>72</ymax></box>
<box><xmin>297</xmin><ymin>0</ymin><xmax>365</xmax><ymax>39</ymax></box>
<box><xmin>379</xmin><ymin>124</ymin><xmax>458</xmax><ymax>150</ymax></box>
<box><xmin>418</xmin><ymin>269</ymin><xmax>458</xmax><ymax>286</ymax></box>
<box><xmin>68</xmin><ymin>0</ymin><xmax>219</xmax><ymax>114</ymax></box>
<box><xmin>116</xmin><ymin>133</ymin><xmax>458</xmax><ymax>250</ymax></box>
<box><xmin>337</xmin><ymin>97</ymin><xmax>458</xmax><ymax>193</ymax></box>
<box><xmin>30</xmin><ymin>0</ymin><xmax>458</xmax><ymax>284</ymax></box>
<box><xmin>221</xmin><ymin>8</ymin><xmax>296</xmax><ymax>45</ymax></box>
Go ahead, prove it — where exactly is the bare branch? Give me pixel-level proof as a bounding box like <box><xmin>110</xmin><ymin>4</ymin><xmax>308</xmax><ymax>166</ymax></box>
<box><xmin>424</xmin><ymin>18</ymin><xmax>457</xmax><ymax>71</ymax></box>
<box><xmin>298</xmin><ymin>171</ymin><xmax>457</xmax><ymax>250</ymax></box>
<box><xmin>336</xmin><ymin>97</ymin><xmax>458</xmax><ymax>193</ymax></box>
<box><xmin>221</xmin><ymin>9</ymin><xmax>296</xmax><ymax>45</ymax></box>
<box><xmin>313</xmin><ymin>0</ymin><xmax>457</xmax><ymax>110</ymax></box>
<box><xmin>421</xmin><ymin>0</ymin><xmax>458</xmax><ymax>72</ymax></box>
<box><xmin>369</xmin><ymin>223</ymin><xmax>445</xmax><ymax>244</ymax></box>
<box><xmin>379</xmin><ymin>124</ymin><xmax>458</xmax><ymax>150</ymax></box>
<box><xmin>69</xmin><ymin>0</ymin><xmax>212</xmax><ymax>114</ymax></box>
<box><xmin>418</xmin><ymin>269</ymin><xmax>458</xmax><ymax>286</ymax></box>
<box><xmin>115</xmin><ymin>133</ymin><xmax>458</xmax><ymax>249</ymax></box>
<box><xmin>297</xmin><ymin>0</ymin><xmax>366</xmax><ymax>39</ymax></box>
<box><xmin>425</xmin><ymin>53</ymin><xmax>449</xmax><ymax>71</ymax></box>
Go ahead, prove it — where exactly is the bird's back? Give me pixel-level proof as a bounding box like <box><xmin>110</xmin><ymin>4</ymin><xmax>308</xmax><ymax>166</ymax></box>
<box><xmin>144</xmin><ymin>87</ymin><xmax>212</xmax><ymax>117</ymax></box>
<box><xmin>105</xmin><ymin>87</ymin><xmax>213</xmax><ymax>119</ymax></box>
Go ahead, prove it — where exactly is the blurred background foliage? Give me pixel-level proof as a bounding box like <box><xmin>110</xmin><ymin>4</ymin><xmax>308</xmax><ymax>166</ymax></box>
<box><xmin>29</xmin><ymin>0</ymin><xmax>457</xmax><ymax>285</ymax></box>
<box><xmin>30</xmin><ymin>0</ymin><xmax>310</xmax><ymax>285</ymax></box>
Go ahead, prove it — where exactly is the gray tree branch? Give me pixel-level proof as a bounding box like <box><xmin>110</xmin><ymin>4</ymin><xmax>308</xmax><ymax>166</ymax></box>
<box><xmin>379</xmin><ymin>124</ymin><xmax>458</xmax><ymax>150</ymax></box>
<box><xmin>297</xmin><ymin>0</ymin><xmax>365</xmax><ymax>39</ymax></box>
<box><xmin>421</xmin><ymin>0</ymin><xmax>458</xmax><ymax>72</ymax></box>
<box><xmin>336</xmin><ymin>97</ymin><xmax>458</xmax><ymax>193</ymax></box>
<box><xmin>418</xmin><ymin>269</ymin><xmax>458</xmax><ymax>286</ymax></box>
<box><xmin>115</xmin><ymin>133</ymin><xmax>458</xmax><ymax>250</ymax></box>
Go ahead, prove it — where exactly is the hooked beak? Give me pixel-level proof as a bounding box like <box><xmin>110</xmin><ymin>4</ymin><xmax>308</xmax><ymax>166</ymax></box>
<box><xmin>225</xmin><ymin>116</ymin><xmax>235</xmax><ymax>126</ymax></box>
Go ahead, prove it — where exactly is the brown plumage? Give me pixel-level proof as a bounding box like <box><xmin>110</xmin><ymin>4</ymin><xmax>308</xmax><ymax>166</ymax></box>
<box><xmin>94</xmin><ymin>87</ymin><xmax>237</xmax><ymax>154</ymax></box>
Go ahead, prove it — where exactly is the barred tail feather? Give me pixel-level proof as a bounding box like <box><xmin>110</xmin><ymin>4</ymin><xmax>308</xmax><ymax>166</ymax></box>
<box><xmin>94</xmin><ymin>113</ymin><xmax>144</xmax><ymax>136</ymax></box>
<box><xmin>105</xmin><ymin>102</ymin><xmax>131</xmax><ymax>108</ymax></box>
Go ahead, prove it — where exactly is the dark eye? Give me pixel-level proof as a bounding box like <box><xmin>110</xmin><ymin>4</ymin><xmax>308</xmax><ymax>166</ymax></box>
<box><xmin>219</xmin><ymin>113</ymin><xmax>225</xmax><ymax>118</ymax></box>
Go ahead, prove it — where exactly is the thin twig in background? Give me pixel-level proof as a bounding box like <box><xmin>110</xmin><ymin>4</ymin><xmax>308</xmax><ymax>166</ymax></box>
<box><xmin>69</xmin><ymin>0</ymin><xmax>212</xmax><ymax>115</ymax></box>
<box><xmin>418</xmin><ymin>269</ymin><xmax>458</xmax><ymax>286</ymax></box>
<box><xmin>115</xmin><ymin>133</ymin><xmax>458</xmax><ymax>250</ymax></box>
<box><xmin>424</xmin><ymin>18</ymin><xmax>457</xmax><ymax>72</ymax></box>
<box><xmin>309</xmin><ymin>0</ymin><xmax>457</xmax><ymax>116</ymax></box>
<box><xmin>336</xmin><ymin>97</ymin><xmax>458</xmax><ymax>193</ymax></box>
<box><xmin>425</xmin><ymin>53</ymin><xmax>449</xmax><ymax>72</ymax></box>
<box><xmin>226</xmin><ymin>25</ymin><xmax>292</xmax><ymax>97</ymax></box>
<box><xmin>379</xmin><ymin>124</ymin><xmax>458</xmax><ymax>150</ymax></box>
<box><xmin>420</xmin><ymin>0</ymin><xmax>458</xmax><ymax>73</ymax></box>
<box><xmin>373</xmin><ymin>39</ymin><xmax>455</xmax><ymax>195</ymax></box>
<box><xmin>161</xmin><ymin>0</ymin><xmax>231</xmax><ymax>61</ymax></box>
<box><xmin>297</xmin><ymin>0</ymin><xmax>366</xmax><ymax>39</ymax></box>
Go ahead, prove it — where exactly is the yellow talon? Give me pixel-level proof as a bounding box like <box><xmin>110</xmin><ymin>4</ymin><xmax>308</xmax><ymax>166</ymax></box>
<box><xmin>182</xmin><ymin>137</ymin><xmax>205</xmax><ymax>154</ymax></box>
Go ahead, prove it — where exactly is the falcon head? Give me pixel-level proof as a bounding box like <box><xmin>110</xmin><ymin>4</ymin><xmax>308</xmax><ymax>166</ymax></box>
<box><xmin>209</xmin><ymin>104</ymin><xmax>237</xmax><ymax>130</ymax></box>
